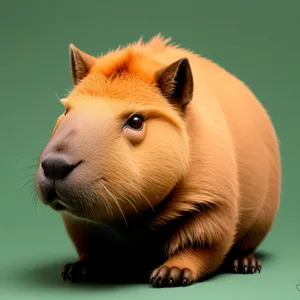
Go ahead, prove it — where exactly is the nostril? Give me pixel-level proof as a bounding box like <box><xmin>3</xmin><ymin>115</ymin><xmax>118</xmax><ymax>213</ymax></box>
<box><xmin>41</xmin><ymin>155</ymin><xmax>81</xmax><ymax>180</ymax></box>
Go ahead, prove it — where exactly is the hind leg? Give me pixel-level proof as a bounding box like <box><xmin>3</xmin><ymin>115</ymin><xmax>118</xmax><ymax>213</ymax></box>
<box><xmin>223</xmin><ymin>220</ymin><xmax>269</xmax><ymax>274</ymax></box>
<box><xmin>224</xmin><ymin>188</ymin><xmax>280</xmax><ymax>274</ymax></box>
<box><xmin>224</xmin><ymin>131</ymin><xmax>281</xmax><ymax>275</ymax></box>
<box><xmin>223</xmin><ymin>223</ymin><xmax>266</xmax><ymax>275</ymax></box>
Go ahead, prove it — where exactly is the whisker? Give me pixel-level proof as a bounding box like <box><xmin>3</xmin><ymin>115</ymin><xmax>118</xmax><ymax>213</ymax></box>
<box><xmin>81</xmin><ymin>200</ymin><xmax>89</xmax><ymax>219</ymax></box>
<box><xmin>125</xmin><ymin>196</ymin><xmax>139</xmax><ymax>214</ymax></box>
<box><xmin>130</xmin><ymin>184</ymin><xmax>155</xmax><ymax>212</ymax></box>
<box><xmin>20</xmin><ymin>175</ymin><xmax>37</xmax><ymax>191</ymax></box>
<box><xmin>26</xmin><ymin>183</ymin><xmax>41</xmax><ymax>213</ymax></box>
<box><xmin>32</xmin><ymin>194</ymin><xmax>40</xmax><ymax>212</ymax></box>
<box><xmin>19</xmin><ymin>165</ymin><xmax>39</xmax><ymax>171</ymax></box>
<box><xmin>28</xmin><ymin>184</ymin><xmax>37</xmax><ymax>199</ymax></box>
<box><xmin>78</xmin><ymin>191</ymin><xmax>88</xmax><ymax>218</ymax></box>
<box><xmin>20</xmin><ymin>173</ymin><xmax>38</xmax><ymax>182</ymax></box>
<box><xmin>80</xmin><ymin>187</ymin><xmax>112</xmax><ymax>221</ymax></box>
<box><xmin>20</xmin><ymin>180</ymin><xmax>34</xmax><ymax>192</ymax></box>
<box><xmin>18</xmin><ymin>153</ymin><xmax>40</xmax><ymax>162</ymax></box>
<box><xmin>83</xmin><ymin>192</ymin><xmax>96</xmax><ymax>220</ymax></box>
<box><xmin>95</xmin><ymin>190</ymin><xmax>114</xmax><ymax>218</ymax></box>
<box><xmin>100</xmin><ymin>182</ymin><xmax>128</xmax><ymax>228</ymax></box>
<box><xmin>17</xmin><ymin>153</ymin><xmax>41</xmax><ymax>167</ymax></box>
<box><xmin>89</xmin><ymin>180</ymin><xmax>114</xmax><ymax>218</ymax></box>
<box><xmin>88</xmin><ymin>200</ymin><xmax>97</xmax><ymax>221</ymax></box>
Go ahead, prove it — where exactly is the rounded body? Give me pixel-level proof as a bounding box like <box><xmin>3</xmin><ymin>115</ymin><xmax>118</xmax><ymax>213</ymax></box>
<box><xmin>36</xmin><ymin>35</ymin><xmax>281</xmax><ymax>286</ymax></box>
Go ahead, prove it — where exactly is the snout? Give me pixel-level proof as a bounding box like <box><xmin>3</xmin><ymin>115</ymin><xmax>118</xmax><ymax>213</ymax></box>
<box><xmin>41</xmin><ymin>154</ymin><xmax>81</xmax><ymax>180</ymax></box>
<box><xmin>36</xmin><ymin>153</ymin><xmax>82</xmax><ymax>211</ymax></box>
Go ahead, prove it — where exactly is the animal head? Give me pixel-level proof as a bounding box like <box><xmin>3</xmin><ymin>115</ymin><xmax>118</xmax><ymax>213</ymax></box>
<box><xmin>35</xmin><ymin>35</ymin><xmax>194</xmax><ymax>225</ymax></box>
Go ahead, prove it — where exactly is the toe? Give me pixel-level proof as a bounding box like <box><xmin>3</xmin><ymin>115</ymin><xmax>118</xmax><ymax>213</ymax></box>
<box><xmin>242</xmin><ymin>257</ymin><xmax>249</xmax><ymax>274</ymax></box>
<box><xmin>232</xmin><ymin>259</ymin><xmax>239</xmax><ymax>273</ymax></box>
<box><xmin>150</xmin><ymin>268</ymin><xmax>159</xmax><ymax>284</ymax></box>
<box><xmin>152</xmin><ymin>266</ymin><xmax>170</xmax><ymax>287</ymax></box>
<box><xmin>168</xmin><ymin>267</ymin><xmax>182</xmax><ymax>287</ymax></box>
<box><xmin>61</xmin><ymin>263</ymin><xmax>72</xmax><ymax>281</ymax></box>
<box><xmin>257</xmin><ymin>259</ymin><xmax>262</xmax><ymax>273</ymax></box>
<box><xmin>250</xmin><ymin>258</ymin><xmax>257</xmax><ymax>274</ymax></box>
<box><xmin>182</xmin><ymin>268</ymin><xmax>193</xmax><ymax>286</ymax></box>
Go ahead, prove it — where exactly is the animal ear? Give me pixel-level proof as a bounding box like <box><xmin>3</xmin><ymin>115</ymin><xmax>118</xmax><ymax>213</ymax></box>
<box><xmin>155</xmin><ymin>58</ymin><xmax>193</xmax><ymax>108</ymax></box>
<box><xmin>69</xmin><ymin>44</ymin><xmax>97</xmax><ymax>85</ymax></box>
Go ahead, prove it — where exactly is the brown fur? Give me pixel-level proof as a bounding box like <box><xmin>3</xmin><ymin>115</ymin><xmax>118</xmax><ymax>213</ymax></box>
<box><xmin>35</xmin><ymin>34</ymin><xmax>281</xmax><ymax>287</ymax></box>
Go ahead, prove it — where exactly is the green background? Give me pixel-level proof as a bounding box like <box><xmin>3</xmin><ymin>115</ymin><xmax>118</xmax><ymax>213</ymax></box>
<box><xmin>1</xmin><ymin>0</ymin><xmax>299</xmax><ymax>299</ymax></box>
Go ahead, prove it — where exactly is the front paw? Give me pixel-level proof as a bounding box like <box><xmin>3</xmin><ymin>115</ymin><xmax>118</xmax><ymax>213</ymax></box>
<box><xmin>150</xmin><ymin>266</ymin><xmax>195</xmax><ymax>288</ymax></box>
<box><xmin>61</xmin><ymin>261</ymin><xmax>88</xmax><ymax>283</ymax></box>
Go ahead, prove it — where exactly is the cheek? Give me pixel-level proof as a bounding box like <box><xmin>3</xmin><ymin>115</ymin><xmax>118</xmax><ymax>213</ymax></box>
<box><xmin>87</xmin><ymin>137</ymin><xmax>141</xmax><ymax>186</ymax></box>
<box><xmin>135</xmin><ymin>122</ymin><xmax>190</xmax><ymax>201</ymax></box>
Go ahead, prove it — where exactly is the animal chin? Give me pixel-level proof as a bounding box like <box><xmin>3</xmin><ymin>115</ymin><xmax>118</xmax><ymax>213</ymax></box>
<box><xmin>50</xmin><ymin>186</ymin><xmax>93</xmax><ymax>219</ymax></box>
<box><xmin>49</xmin><ymin>196</ymin><xmax>68</xmax><ymax>211</ymax></box>
<box><xmin>51</xmin><ymin>200</ymin><xmax>68</xmax><ymax>211</ymax></box>
<box><xmin>49</xmin><ymin>189</ymin><xmax>73</xmax><ymax>212</ymax></box>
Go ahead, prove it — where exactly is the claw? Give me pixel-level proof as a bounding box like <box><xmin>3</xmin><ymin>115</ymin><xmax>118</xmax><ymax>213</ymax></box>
<box><xmin>61</xmin><ymin>264</ymin><xmax>70</xmax><ymax>281</ymax></box>
<box><xmin>182</xmin><ymin>277</ymin><xmax>187</xmax><ymax>286</ymax></box>
<box><xmin>67</xmin><ymin>270</ymin><xmax>73</xmax><ymax>280</ymax></box>
<box><xmin>61</xmin><ymin>272</ymin><xmax>67</xmax><ymax>281</ymax></box>
<box><xmin>169</xmin><ymin>278</ymin><xmax>173</xmax><ymax>286</ymax></box>
<box><xmin>151</xmin><ymin>278</ymin><xmax>156</xmax><ymax>287</ymax></box>
<box><xmin>257</xmin><ymin>266</ymin><xmax>261</xmax><ymax>273</ymax></box>
<box><xmin>157</xmin><ymin>277</ymin><xmax>162</xmax><ymax>288</ymax></box>
<box><xmin>244</xmin><ymin>266</ymin><xmax>248</xmax><ymax>274</ymax></box>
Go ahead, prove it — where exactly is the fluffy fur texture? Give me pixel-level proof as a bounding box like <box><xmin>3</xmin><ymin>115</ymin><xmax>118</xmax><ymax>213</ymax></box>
<box><xmin>35</xmin><ymin>34</ymin><xmax>281</xmax><ymax>287</ymax></box>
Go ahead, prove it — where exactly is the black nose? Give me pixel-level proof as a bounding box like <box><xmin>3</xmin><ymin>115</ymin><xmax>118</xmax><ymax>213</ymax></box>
<box><xmin>41</xmin><ymin>154</ymin><xmax>80</xmax><ymax>180</ymax></box>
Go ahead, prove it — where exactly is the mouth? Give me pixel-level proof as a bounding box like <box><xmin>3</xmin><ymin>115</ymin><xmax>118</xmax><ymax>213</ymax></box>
<box><xmin>46</xmin><ymin>187</ymin><xmax>72</xmax><ymax>212</ymax></box>
<box><xmin>51</xmin><ymin>198</ymin><xmax>70</xmax><ymax>211</ymax></box>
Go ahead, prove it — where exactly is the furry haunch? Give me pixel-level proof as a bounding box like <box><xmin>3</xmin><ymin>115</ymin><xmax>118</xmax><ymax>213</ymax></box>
<box><xmin>35</xmin><ymin>34</ymin><xmax>281</xmax><ymax>288</ymax></box>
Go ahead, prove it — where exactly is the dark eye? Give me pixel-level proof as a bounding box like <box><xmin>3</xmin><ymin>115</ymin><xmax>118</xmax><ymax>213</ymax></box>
<box><xmin>126</xmin><ymin>114</ymin><xmax>144</xmax><ymax>130</ymax></box>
